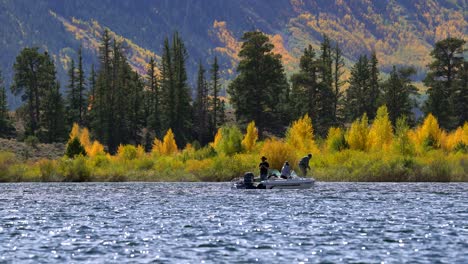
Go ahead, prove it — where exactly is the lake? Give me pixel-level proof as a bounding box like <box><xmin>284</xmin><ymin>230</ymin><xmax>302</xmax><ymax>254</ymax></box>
<box><xmin>0</xmin><ymin>183</ymin><xmax>467</xmax><ymax>263</ymax></box>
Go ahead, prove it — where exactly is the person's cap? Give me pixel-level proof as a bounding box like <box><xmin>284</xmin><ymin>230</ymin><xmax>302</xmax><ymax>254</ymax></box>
<box><xmin>308</xmin><ymin>153</ymin><xmax>312</xmax><ymax>157</ymax></box>
<box><xmin>285</xmin><ymin>161</ymin><xmax>289</xmax><ymax>165</ymax></box>
<box><xmin>261</xmin><ymin>156</ymin><xmax>267</xmax><ymax>160</ymax></box>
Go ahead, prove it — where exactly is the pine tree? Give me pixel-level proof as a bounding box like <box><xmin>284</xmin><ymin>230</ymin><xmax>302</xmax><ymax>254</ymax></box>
<box><xmin>0</xmin><ymin>69</ymin><xmax>14</xmax><ymax>137</ymax></box>
<box><xmin>332</xmin><ymin>42</ymin><xmax>345</xmax><ymax>125</ymax></box>
<box><xmin>42</xmin><ymin>81</ymin><xmax>66</xmax><ymax>142</ymax></box>
<box><xmin>172</xmin><ymin>32</ymin><xmax>192</xmax><ymax>146</ymax></box>
<box><xmin>368</xmin><ymin>51</ymin><xmax>380</xmax><ymax>120</ymax></box>
<box><xmin>424</xmin><ymin>37</ymin><xmax>466</xmax><ymax>129</ymax></box>
<box><xmin>39</xmin><ymin>52</ymin><xmax>65</xmax><ymax>142</ymax></box>
<box><xmin>210</xmin><ymin>56</ymin><xmax>222</xmax><ymax>132</ymax></box>
<box><xmin>291</xmin><ymin>45</ymin><xmax>318</xmax><ymax>120</ymax></box>
<box><xmin>290</xmin><ymin>39</ymin><xmax>335</xmax><ymax>137</ymax></box>
<box><xmin>345</xmin><ymin>55</ymin><xmax>371</xmax><ymax>122</ymax></box>
<box><xmin>382</xmin><ymin>66</ymin><xmax>418</xmax><ymax>126</ymax></box>
<box><xmin>228</xmin><ymin>31</ymin><xmax>289</xmax><ymax>136</ymax></box>
<box><xmin>65</xmin><ymin>59</ymin><xmax>79</xmax><ymax>126</ymax></box>
<box><xmin>90</xmin><ymin>29</ymin><xmax>112</xmax><ymax>150</ymax></box>
<box><xmin>11</xmin><ymin>47</ymin><xmax>46</xmax><ymax>136</ymax></box>
<box><xmin>76</xmin><ymin>46</ymin><xmax>86</xmax><ymax>124</ymax></box>
<box><xmin>145</xmin><ymin>57</ymin><xmax>160</xmax><ymax>135</ymax></box>
<box><xmin>159</xmin><ymin>33</ymin><xmax>192</xmax><ymax>146</ymax></box>
<box><xmin>193</xmin><ymin>61</ymin><xmax>210</xmax><ymax>144</ymax></box>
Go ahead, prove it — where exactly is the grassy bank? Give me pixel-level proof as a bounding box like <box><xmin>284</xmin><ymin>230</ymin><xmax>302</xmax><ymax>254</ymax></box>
<box><xmin>1</xmin><ymin>109</ymin><xmax>467</xmax><ymax>183</ymax></box>
<box><xmin>0</xmin><ymin>147</ymin><xmax>466</xmax><ymax>183</ymax></box>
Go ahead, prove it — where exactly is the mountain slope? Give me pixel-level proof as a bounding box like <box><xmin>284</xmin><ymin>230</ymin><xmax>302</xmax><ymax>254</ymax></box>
<box><xmin>0</xmin><ymin>0</ymin><xmax>466</xmax><ymax>108</ymax></box>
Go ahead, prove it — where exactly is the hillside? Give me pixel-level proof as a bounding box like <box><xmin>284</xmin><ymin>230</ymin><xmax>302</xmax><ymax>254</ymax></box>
<box><xmin>0</xmin><ymin>0</ymin><xmax>466</xmax><ymax>108</ymax></box>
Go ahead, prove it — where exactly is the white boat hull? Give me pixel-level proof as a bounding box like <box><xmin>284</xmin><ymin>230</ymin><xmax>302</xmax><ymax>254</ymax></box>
<box><xmin>262</xmin><ymin>178</ymin><xmax>314</xmax><ymax>189</ymax></box>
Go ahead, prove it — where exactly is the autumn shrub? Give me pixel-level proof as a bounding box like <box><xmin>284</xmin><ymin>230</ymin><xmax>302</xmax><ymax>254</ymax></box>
<box><xmin>261</xmin><ymin>138</ymin><xmax>298</xmax><ymax>171</ymax></box>
<box><xmin>326</xmin><ymin>127</ymin><xmax>348</xmax><ymax>152</ymax></box>
<box><xmin>242</xmin><ymin>121</ymin><xmax>258</xmax><ymax>152</ymax></box>
<box><xmin>368</xmin><ymin>106</ymin><xmax>393</xmax><ymax>151</ymax></box>
<box><xmin>286</xmin><ymin>114</ymin><xmax>318</xmax><ymax>154</ymax></box>
<box><xmin>392</xmin><ymin>117</ymin><xmax>415</xmax><ymax>156</ymax></box>
<box><xmin>346</xmin><ymin>114</ymin><xmax>369</xmax><ymax>151</ymax></box>
<box><xmin>38</xmin><ymin>159</ymin><xmax>60</xmax><ymax>182</ymax></box>
<box><xmin>410</xmin><ymin>114</ymin><xmax>443</xmax><ymax>152</ymax></box>
<box><xmin>0</xmin><ymin>152</ymin><xmax>19</xmax><ymax>182</ymax></box>
<box><xmin>59</xmin><ymin>156</ymin><xmax>91</xmax><ymax>182</ymax></box>
<box><xmin>152</xmin><ymin>129</ymin><xmax>178</xmax><ymax>155</ymax></box>
<box><xmin>88</xmin><ymin>141</ymin><xmax>106</xmax><ymax>157</ymax></box>
<box><xmin>116</xmin><ymin>144</ymin><xmax>139</xmax><ymax>160</ymax></box>
<box><xmin>213</xmin><ymin>125</ymin><xmax>243</xmax><ymax>156</ymax></box>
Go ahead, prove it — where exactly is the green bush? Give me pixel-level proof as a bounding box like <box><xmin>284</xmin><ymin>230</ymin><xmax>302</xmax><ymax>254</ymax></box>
<box><xmin>65</xmin><ymin>137</ymin><xmax>87</xmax><ymax>158</ymax></box>
<box><xmin>60</xmin><ymin>156</ymin><xmax>91</xmax><ymax>182</ymax></box>
<box><xmin>25</xmin><ymin>135</ymin><xmax>39</xmax><ymax>149</ymax></box>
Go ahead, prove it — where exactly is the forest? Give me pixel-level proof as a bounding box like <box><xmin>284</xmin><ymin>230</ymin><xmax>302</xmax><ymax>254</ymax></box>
<box><xmin>0</xmin><ymin>30</ymin><xmax>466</xmax><ymax>182</ymax></box>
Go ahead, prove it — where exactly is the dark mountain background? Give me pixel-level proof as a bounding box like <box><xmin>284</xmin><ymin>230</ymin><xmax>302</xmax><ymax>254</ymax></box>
<box><xmin>1</xmin><ymin>0</ymin><xmax>466</xmax><ymax>108</ymax></box>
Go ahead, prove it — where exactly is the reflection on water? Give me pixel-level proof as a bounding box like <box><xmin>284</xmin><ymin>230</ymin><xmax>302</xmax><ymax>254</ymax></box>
<box><xmin>0</xmin><ymin>183</ymin><xmax>467</xmax><ymax>263</ymax></box>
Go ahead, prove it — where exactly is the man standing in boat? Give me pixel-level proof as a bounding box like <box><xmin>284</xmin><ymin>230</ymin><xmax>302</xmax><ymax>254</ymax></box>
<box><xmin>298</xmin><ymin>154</ymin><xmax>312</xmax><ymax>177</ymax></box>
<box><xmin>259</xmin><ymin>156</ymin><xmax>270</xmax><ymax>181</ymax></box>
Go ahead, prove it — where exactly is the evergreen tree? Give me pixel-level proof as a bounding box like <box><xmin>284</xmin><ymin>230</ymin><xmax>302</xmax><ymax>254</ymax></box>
<box><xmin>39</xmin><ymin>52</ymin><xmax>65</xmax><ymax>142</ymax></box>
<box><xmin>76</xmin><ymin>46</ymin><xmax>86</xmax><ymax>124</ymax></box>
<box><xmin>90</xmin><ymin>29</ymin><xmax>112</xmax><ymax>149</ymax></box>
<box><xmin>228</xmin><ymin>31</ymin><xmax>289</xmax><ymax>136</ymax></box>
<box><xmin>345</xmin><ymin>55</ymin><xmax>371</xmax><ymax>122</ymax></box>
<box><xmin>145</xmin><ymin>57</ymin><xmax>160</xmax><ymax>135</ymax></box>
<box><xmin>159</xmin><ymin>33</ymin><xmax>192</xmax><ymax>146</ymax></box>
<box><xmin>332</xmin><ymin>42</ymin><xmax>345</xmax><ymax>125</ymax></box>
<box><xmin>42</xmin><ymin>81</ymin><xmax>66</xmax><ymax>142</ymax></box>
<box><xmin>11</xmin><ymin>48</ymin><xmax>57</xmax><ymax>137</ymax></box>
<box><xmin>11</xmin><ymin>48</ymin><xmax>46</xmax><ymax>136</ymax></box>
<box><xmin>424</xmin><ymin>37</ymin><xmax>466</xmax><ymax>129</ymax></box>
<box><xmin>193</xmin><ymin>62</ymin><xmax>210</xmax><ymax>144</ymax></box>
<box><xmin>65</xmin><ymin>59</ymin><xmax>79</xmax><ymax>126</ymax></box>
<box><xmin>0</xmin><ymin>69</ymin><xmax>14</xmax><ymax>137</ymax></box>
<box><xmin>382</xmin><ymin>66</ymin><xmax>418</xmax><ymax>126</ymax></box>
<box><xmin>86</xmin><ymin>64</ymin><xmax>96</xmax><ymax>126</ymax></box>
<box><xmin>368</xmin><ymin>51</ymin><xmax>380</xmax><ymax>120</ymax></box>
<box><xmin>210</xmin><ymin>56</ymin><xmax>223</xmax><ymax>132</ymax></box>
<box><xmin>290</xmin><ymin>40</ymin><xmax>335</xmax><ymax>137</ymax></box>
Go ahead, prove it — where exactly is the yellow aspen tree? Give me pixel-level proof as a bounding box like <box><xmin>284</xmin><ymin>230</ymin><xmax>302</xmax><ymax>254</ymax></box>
<box><xmin>79</xmin><ymin>127</ymin><xmax>92</xmax><ymax>152</ymax></box>
<box><xmin>88</xmin><ymin>141</ymin><xmax>105</xmax><ymax>157</ymax></box>
<box><xmin>210</xmin><ymin>128</ymin><xmax>222</xmax><ymax>149</ymax></box>
<box><xmin>161</xmin><ymin>129</ymin><xmax>178</xmax><ymax>155</ymax></box>
<box><xmin>326</xmin><ymin>127</ymin><xmax>347</xmax><ymax>152</ymax></box>
<box><xmin>368</xmin><ymin>106</ymin><xmax>393</xmax><ymax>151</ymax></box>
<box><xmin>151</xmin><ymin>138</ymin><xmax>163</xmax><ymax>155</ymax></box>
<box><xmin>413</xmin><ymin>114</ymin><xmax>443</xmax><ymax>149</ymax></box>
<box><xmin>346</xmin><ymin>113</ymin><xmax>369</xmax><ymax>151</ymax></box>
<box><xmin>261</xmin><ymin>138</ymin><xmax>297</xmax><ymax>170</ymax></box>
<box><xmin>242</xmin><ymin>121</ymin><xmax>258</xmax><ymax>152</ymax></box>
<box><xmin>69</xmin><ymin>123</ymin><xmax>80</xmax><ymax>140</ymax></box>
<box><xmin>286</xmin><ymin>114</ymin><xmax>317</xmax><ymax>154</ymax></box>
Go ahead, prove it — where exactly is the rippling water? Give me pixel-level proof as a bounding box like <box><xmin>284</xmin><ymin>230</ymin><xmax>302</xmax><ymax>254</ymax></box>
<box><xmin>0</xmin><ymin>183</ymin><xmax>467</xmax><ymax>263</ymax></box>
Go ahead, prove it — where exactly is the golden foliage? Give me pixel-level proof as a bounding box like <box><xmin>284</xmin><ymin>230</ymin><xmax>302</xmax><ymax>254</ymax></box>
<box><xmin>117</xmin><ymin>144</ymin><xmax>139</xmax><ymax>160</ymax></box>
<box><xmin>346</xmin><ymin>114</ymin><xmax>369</xmax><ymax>151</ymax></box>
<box><xmin>242</xmin><ymin>121</ymin><xmax>258</xmax><ymax>152</ymax></box>
<box><xmin>69</xmin><ymin>123</ymin><xmax>80</xmax><ymax>140</ymax></box>
<box><xmin>442</xmin><ymin>123</ymin><xmax>468</xmax><ymax>151</ymax></box>
<box><xmin>286</xmin><ymin>114</ymin><xmax>317</xmax><ymax>154</ymax></box>
<box><xmin>88</xmin><ymin>141</ymin><xmax>105</xmax><ymax>157</ymax></box>
<box><xmin>79</xmin><ymin>128</ymin><xmax>92</xmax><ymax>151</ymax></box>
<box><xmin>261</xmin><ymin>138</ymin><xmax>298</xmax><ymax>171</ymax></box>
<box><xmin>326</xmin><ymin>127</ymin><xmax>347</xmax><ymax>152</ymax></box>
<box><xmin>152</xmin><ymin>130</ymin><xmax>178</xmax><ymax>155</ymax></box>
<box><xmin>409</xmin><ymin>114</ymin><xmax>443</xmax><ymax>150</ymax></box>
<box><xmin>211</xmin><ymin>128</ymin><xmax>223</xmax><ymax>149</ymax></box>
<box><xmin>368</xmin><ymin>106</ymin><xmax>393</xmax><ymax>151</ymax></box>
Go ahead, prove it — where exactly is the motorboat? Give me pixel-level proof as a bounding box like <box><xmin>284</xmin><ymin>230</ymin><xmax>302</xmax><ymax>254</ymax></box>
<box><xmin>233</xmin><ymin>170</ymin><xmax>315</xmax><ymax>189</ymax></box>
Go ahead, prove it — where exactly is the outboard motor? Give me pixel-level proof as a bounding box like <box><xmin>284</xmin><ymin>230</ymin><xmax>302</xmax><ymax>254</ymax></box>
<box><xmin>243</xmin><ymin>172</ymin><xmax>255</xmax><ymax>189</ymax></box>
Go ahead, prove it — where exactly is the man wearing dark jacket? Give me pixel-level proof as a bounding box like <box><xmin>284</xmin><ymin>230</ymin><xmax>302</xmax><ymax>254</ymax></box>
<box><xmin>259</xmin><ymin>156</ymin><xmax>269</xmax><ymax>181</ymax></box>
<box><xmin>298</xmin><ymin>154</ymin><xmax>312</xmax><ymax>176</ymax></box>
